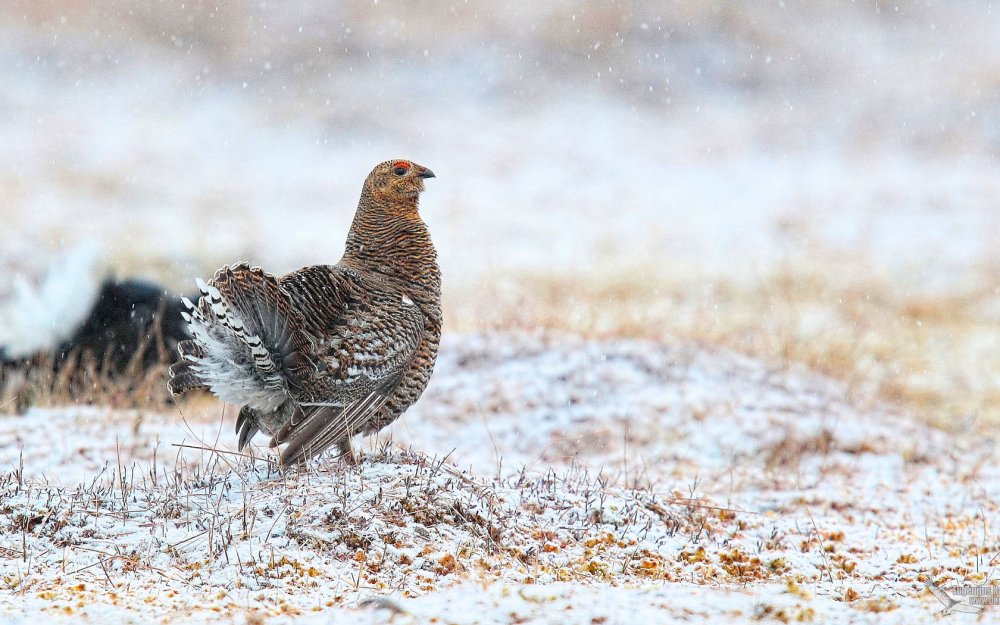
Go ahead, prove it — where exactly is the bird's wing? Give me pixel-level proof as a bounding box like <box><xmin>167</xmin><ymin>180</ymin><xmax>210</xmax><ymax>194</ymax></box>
<box><xmin>275</xmin><ymin>264</ymin><xmax>426</xmax><ymax>464</ymax></box>
<box><xmin>277</xmin><ymin>376</ymin><xmax>401</xmax><ymax>465</ymax></box>
<box><xmin>280</xmin><ymin>264</ymin><xmax>425</xmax><ymax>397</ymax></box>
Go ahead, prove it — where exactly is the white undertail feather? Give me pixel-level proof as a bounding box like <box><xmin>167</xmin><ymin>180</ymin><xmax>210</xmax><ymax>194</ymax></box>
<box><xmin>182</xmin><ymin>279</ymin><xmax>287</xmax><ymax>411</ymax></box>
<box><xmin>0</xmin><ymin>243</ymin><xmax>102</xmax><ymax>359</ymax></box>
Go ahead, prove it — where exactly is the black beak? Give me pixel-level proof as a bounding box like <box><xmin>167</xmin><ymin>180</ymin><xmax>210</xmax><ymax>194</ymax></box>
<box><xmin>417</xmin><ymin>168</ymin><xmax>436</xmax><ymax>179</ymax></box>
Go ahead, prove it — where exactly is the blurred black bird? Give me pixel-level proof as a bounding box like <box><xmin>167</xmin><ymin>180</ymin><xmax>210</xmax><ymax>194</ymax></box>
<box><xmin>50</xmin><ymin>278</ymin><xmax>190</xmax><ymax>372</ymax></box>
<box><xmin>0</xmin><ymin>247</ymin><xmax>192</xmax><ymax>409</ymax></box>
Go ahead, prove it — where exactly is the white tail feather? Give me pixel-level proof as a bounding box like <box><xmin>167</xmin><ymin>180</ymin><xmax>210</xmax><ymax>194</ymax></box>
<box><xmin>0</xmin><ymin>243</ymin><xmax>102</xmax><ymax>359</ymax></box>
<box><xmin>184</xmin><ymin>281</ymin><xmax>286</xmax><ymax>411</ymax></box>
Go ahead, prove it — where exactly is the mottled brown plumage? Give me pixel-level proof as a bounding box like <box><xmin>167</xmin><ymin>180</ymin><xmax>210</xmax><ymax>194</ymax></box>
<box><xmin>168</xmin><ymin>159</ymin><xmax>441</xmax><ymax>465</ymax></box>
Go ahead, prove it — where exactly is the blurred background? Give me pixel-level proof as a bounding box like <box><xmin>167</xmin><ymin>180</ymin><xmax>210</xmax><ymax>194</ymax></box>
<box><xmin>1</xmin><ymin>0</ymin><xmax>998</xmax><ymax>424</ymax></box>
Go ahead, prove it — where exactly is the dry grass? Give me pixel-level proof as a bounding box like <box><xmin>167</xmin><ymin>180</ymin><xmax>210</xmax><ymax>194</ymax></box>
<box><xmin>5</xmin><ymin>251</ymin><xmax>996</xmax><ymax>435</ymax></box>
<box><xmin>1</xmin><ymin>444</ymin><xmax>742</xmax><ymax>618</ymax></box>
<box><xmin>0</xmin><ymin>315</ymin><xmax>176</xmax><ymax>415</ymax></box>
<box><xmin>446</xmin><ymin>256</ymin><xmax>1000</xmax><ymax>431</ymax></box>
<box><xmin>0</xmin><ymin>357</ymin><xmax>169</xmax><ymax>416</ymax></box>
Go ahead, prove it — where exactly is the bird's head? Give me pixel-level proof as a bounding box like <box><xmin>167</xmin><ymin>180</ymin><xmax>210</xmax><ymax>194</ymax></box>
<box><xmin>365</xmin><ymin>159</ymin><xmax>435</xmax><ymax>203</ymax></box>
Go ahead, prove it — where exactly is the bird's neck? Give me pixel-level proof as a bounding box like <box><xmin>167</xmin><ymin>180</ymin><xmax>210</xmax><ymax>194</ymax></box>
<box><xmin>342</xmin><ymin>190</ymin><xmax>441</xmax><ymax>298</ymax></box>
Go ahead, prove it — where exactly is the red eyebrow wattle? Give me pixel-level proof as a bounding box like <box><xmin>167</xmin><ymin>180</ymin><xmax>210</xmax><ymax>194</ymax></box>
<box><xmin>393</xmin><ymin>161</ymin><xmax>410</xmax><ymax>170</ymax></box>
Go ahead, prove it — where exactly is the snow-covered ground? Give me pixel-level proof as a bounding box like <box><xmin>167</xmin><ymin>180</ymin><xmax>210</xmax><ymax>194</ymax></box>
<box><xmin>3</xmin><ymin>333</ymin><xmax>998</xmax><ymax>623</ymax></box>
<box><xmin>3</xmin><ymin>2</ymin><xmax>1000</xmax><ymax>623</ymax></box>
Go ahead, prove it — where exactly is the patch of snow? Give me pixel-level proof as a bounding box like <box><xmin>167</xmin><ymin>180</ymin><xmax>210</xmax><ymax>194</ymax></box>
<box><xmin>1</xmin><ymin>333</ymin><xmax>997</xmax><ymax>623</ymax></box>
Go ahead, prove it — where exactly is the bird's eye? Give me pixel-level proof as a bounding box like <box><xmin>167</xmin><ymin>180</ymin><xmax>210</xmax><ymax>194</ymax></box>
<box><xmin>392</xmin><ymin>161</ymin><xmax>410</xmax><ymax>176</ymax></box>
<box><xmin>393</xmin><ymin>167</ymin><xmax>408</xmax><ymax>176</ymax></box>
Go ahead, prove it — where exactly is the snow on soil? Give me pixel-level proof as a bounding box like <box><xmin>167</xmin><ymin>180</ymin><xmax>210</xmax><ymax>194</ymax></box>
<box><xmin>2</xmin><ymin>333</ymin><xmax>997</xmax><ymax>623</ymax></box>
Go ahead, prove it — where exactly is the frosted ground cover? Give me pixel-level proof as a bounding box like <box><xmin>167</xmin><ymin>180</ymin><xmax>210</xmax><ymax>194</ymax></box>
<box><xmin>3</xmin><ymin>2</ymin><xmax>1000</xmax><ymax>623</ymax></box>
<box><xmin>3</xmin><ymin>333</ymin><xmax>998</xmax><ymax>623</ymax></box>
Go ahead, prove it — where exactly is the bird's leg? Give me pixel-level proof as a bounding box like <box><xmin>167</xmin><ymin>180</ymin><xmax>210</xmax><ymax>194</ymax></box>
<box><xmin>337</xmin><ymin>438</ymin><xmax>358</xmax><ymax>465</ymax></box>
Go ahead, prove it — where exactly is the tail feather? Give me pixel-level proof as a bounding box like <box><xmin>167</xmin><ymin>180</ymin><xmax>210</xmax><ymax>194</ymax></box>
<box><xmin>236</xmin><ymin>406</ymin><xmax>260</xmax><ymax>451</ymax></box>
<box><xmin>194</xmin><ymin>275</ymin><xmax>280</xmax><ymax>376</ymax></box>
<box><xmin>235</xmin><ymin>402</ymin><xmax>299</xmax><ymax>451</ymax></box>
<box><xmin>167</xmin><ymin>264</ymin><xmax>306</xmax><ymax>411</ymax></box>
<box><xmin>167</xmin><ymin>361</ymin><xmax>209</xmax><ymax>395</ymax></box>
<box><xmin>177</xmin><ymin>341</ymin><xmax>204</xmax><ymax>360</ymax></box>
<box><xmin>211</xmin><ymin>263</ymin><xmax>302</xmax><ymax>357</ymax></box>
